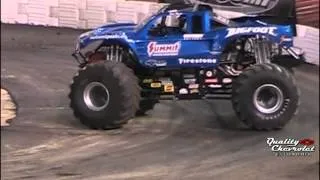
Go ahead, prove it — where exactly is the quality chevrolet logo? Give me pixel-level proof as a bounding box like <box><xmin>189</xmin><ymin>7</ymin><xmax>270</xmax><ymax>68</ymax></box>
<box><xmin>266</xmin><ymin>137</ymin><xmax>316</xmax><ymax>157</ymax></box>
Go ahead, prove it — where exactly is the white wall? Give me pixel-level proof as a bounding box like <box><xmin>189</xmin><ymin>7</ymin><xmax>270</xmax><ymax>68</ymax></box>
<box><xmin>0</xmin><ymin>0</ymin><xmax>163</xmax><ymax>29</ymax></box>
<box><xmin>1</xmin><ymin>0</ymin><xmax>318</xmax><ymax>65</ymax></box>
<box><xmin>294</xmin><ymin>25</ymin><xmax>319</xmax><ymax>65</ymax></box>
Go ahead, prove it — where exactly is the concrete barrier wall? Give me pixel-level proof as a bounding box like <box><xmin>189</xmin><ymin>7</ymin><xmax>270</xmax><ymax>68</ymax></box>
<box><xmin>1</xmin><ymin>0</ymin><xmax>318</xmax><ymax>65</ymax></box>
<box><xmin>295</xmin><ymin>25</ymin><xmax>319</xmax><ymax>65</ymax></box>
<box><xmin>1</xmin><ymin>0</ymin><xmax>163</xmax><ymax>28</ymax></box>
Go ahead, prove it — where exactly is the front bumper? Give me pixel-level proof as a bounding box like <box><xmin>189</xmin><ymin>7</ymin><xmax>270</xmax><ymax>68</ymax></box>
<box><xmin>283</xmin><ymin>46</ymin><xmax>304</xmax><ymax>60</ymax></box>
<box><xmin>72</xmin><ymin>51</ymin><xmax>87</xmax><ymax>68</ymax></box>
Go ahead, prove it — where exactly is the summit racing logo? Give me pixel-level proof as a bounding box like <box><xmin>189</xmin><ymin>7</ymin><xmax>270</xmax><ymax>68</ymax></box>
<box><xmin>147</xmin><ymin>42</ymin><xmax>181</xmax><ymax>57</ymax></box>
<box><xmin>226</xmin><ymin>27</ymin><xmax>277</xmax><ymax>38</ymax></box>
<box><xmin>266</xmin><ymin>137</ymin><xmax>316</xmax><ymax>157</ymax></box>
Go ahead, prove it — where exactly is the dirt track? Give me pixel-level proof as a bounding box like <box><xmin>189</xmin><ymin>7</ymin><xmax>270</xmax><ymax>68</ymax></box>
<box><xmin>1</xmin><ymin>24</ymin><xmax>319</xmax><ymax>180</ymax></box>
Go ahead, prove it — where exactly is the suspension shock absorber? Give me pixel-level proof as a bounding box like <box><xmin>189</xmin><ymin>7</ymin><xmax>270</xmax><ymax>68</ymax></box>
<box><xmin>253</xmin><ymin>36</ymin><xmax>272</xmax><ymax>64</ymax></box>
<box><xmin>105</xmin><ymin>45</ymin><xmax>124</xmax><ymax>62</ymax></box>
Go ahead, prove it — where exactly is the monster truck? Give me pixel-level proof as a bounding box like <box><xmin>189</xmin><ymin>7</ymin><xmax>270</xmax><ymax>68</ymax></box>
<box><xmin>69</xmin><ymin>2</ymin><xmax>304</xmax><ymax>130</ymax></box>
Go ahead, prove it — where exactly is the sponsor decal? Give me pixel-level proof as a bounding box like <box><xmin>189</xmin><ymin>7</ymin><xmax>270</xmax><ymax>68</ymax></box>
<box><xmin>183</xmin><ymin>74</ymin><xmax>195</xmax><ymax>78</ymax></box>
<box><xmin>90</xmin><ymin>33</ymin><xmax>128</xmax><ymax>40</ymax></box>
<box><xmin>205</xmin><ymin>78</ymin><xmax>218</xmax><ymax>83</ymax></box>
<box><xmin>188</xmin><ymin>84</ymin><xmax>199</xmax><ymax>89</ymax></box>
<box><xmin>145</xmin><ymin>59</ymin><xmax>167</xmax><ymax>67</ymax></box>
<box><xmin>206</xmin><ymin>71</ymin><xmax>213</xmax><ymax>77</ymax></box>
<box><xmin>190</xmin><ymin>89</ymin><xmax>199</xmax><ymax>94</ymax></box>
<box><xmin>142</xmin><ymin>79</ymin><xmax>153</xmax><ymax>83</ymax></box>
<box><xmin>159</xmin><ymin>78</ymin><xmax>171</xmax><ymax>82</ymax></box>
<box><xmin>178</xmin><ymin>58</ymin><xmax>217</xmax><ymax>64</ymax></box>
<box><xmin>151</xmin><ymin>82</ymin><xmax>162</xmax><ymax>88</ymax></box>
<box><xmin>164</xmin><ymin>84</ymin><xmax>174</xmax><ymax>92</ymax></box>
<box><xmin>226</xmin><ymin>27</ymin><xmax>277</xmax><ymax>38</ymax></box>
<box><xmin>147</xmin><ymin>42</ymin><xmax>181</xmax><ymax>57</ymax></box>
<box><xmin>184</xmin><ymin>78</ymin><xmax>196</xmax><ymax>84</ymax></box>
<box><xmin>183</xmin><ymin>34</ymin><xmax>204</xmax><ymax>40</ymax></box>
<box><xmin>208</xmin><ymin>84</ymin><xmax>222</xmax><ymax>88</ymax></box>
<box><xmin>159</xmin><ymin>78</ymin><xmax>172</xmax><ymax>85</ymax></box>
<box><xmin>266</xmin><ymin>137</ymin><xmax>316</xmax><ymax>156</ymax></box>
<box><xmin>179</xmin><ymin>88</ymin><xmax>188</xmax><ymax>95</ymax></box>
<box><xmin>222</xmin><ymin>78</ymin><xmax>232</xmax><ymax>84</ymax></box>
<box><xmin>162</xmin><ymin>82</ymin><xmax>173</xmax><ymax>86</ymax></box>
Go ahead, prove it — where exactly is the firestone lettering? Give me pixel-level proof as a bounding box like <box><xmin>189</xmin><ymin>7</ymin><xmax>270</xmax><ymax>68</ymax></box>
<box><xmin>179</xmin><ymin>58</ymin><xmax>217</xmax><ymax>64</ymax></box>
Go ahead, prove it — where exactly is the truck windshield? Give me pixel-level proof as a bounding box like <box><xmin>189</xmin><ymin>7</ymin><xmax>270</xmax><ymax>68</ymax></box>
<box><xmin>135</xmin><ymin>15</ymin><xmax>155</xmax><ymax>31</ymax></box>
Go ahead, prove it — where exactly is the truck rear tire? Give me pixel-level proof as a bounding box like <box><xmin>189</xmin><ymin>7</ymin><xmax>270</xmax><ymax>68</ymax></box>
<box><xmin>69</xmin><ymin>61</ymin><xmax>141</xmax><ymax>129</ymax></box>
<box><xmin>232</xmin><ymin>63</ymin><xmax>300</xmax><ymax>130</ymax></box>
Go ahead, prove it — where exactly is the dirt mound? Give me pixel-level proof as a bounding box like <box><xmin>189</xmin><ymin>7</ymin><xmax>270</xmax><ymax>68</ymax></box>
<box><xmin>1</xmin><ymin>89</ymin><xmax>16</xmax><ymax>126</ymax></box>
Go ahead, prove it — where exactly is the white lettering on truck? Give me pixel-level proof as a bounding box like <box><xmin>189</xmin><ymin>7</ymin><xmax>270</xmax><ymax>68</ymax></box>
<box><xmin>226</xmin><ymin>27</ymin><xmax>278</xmax><ymax>38</ymax></box>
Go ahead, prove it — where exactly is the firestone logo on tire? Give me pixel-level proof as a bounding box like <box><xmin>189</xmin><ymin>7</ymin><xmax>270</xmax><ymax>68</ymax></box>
<box><xmin>147</xmin><ymin>42</ymin><xmax>181</xmax><ymax>57</ymax></box>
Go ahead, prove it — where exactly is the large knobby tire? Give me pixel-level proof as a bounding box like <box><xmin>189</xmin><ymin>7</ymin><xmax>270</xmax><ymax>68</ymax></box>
<box><xmin>69</xmin><ymin>61</ymin><xmax>141</xmax><ymax>130</ymax></box>
<box><xmin>232</xmin><ymin>63</ymin><xmax>300</xmax><ymax>130</ymax></box>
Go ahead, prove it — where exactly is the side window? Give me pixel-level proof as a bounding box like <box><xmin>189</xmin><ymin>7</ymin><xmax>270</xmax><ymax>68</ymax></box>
<box><xmin>192</xmin><ymin>15</ymin><xmax>203</xmax><ymax>33</ymax></box>
<box><xmin>153</xmin><ymin>16</ymin><xmax>164</xmax><ymax>28</ymax></box>
<box><xmin>148</xmin><ymin>13</ymin><xmax>188</xmax><ymax>36</ymax></box>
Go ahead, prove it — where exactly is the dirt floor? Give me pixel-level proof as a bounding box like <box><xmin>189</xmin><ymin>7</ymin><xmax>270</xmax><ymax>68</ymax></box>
<box><xmin>1</xmin><ymin>24</ymin><xmax>319</xmax><ymax>180</ymax></box>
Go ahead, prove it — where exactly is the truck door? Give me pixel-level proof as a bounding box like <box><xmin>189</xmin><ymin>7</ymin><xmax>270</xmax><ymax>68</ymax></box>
<box><xmin>137</xmin><ymin>12</ymin><xmax>215</xmax><ymax>68</ymax></box>
<box><xmin>177</xmin><ymin>14</ymin><xmax>216</xmax><ymax>67</ymax></box>
<box><xmin>137</xmin><ymin>13</ymin><xmax>184</xmax><ymax>67</ymax></box>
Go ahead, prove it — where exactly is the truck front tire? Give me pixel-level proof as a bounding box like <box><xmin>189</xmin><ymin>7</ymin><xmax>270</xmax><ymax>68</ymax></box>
<box><xmin>232</xmin><ymin>63</ymin><xmax>300</xmax><ymax>130</ymax></box>
<box><xmin>69</xmin><ymin>61</ymin><xmax>141</xmax><ymax>129</ymax></box>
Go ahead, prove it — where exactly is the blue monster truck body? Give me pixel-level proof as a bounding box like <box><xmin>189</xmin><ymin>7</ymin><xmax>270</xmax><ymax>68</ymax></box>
<box><xmin>73</xmin><ymin>5</ymin><xmax>302</xmax><ymax>69</ymax></box>
<box><xmin>69</xmin><ymin>3</ymin><xmax>303</xmax><ymax>131</ymax></box>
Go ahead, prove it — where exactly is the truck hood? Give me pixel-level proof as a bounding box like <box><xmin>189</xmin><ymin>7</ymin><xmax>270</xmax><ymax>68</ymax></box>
<box><xmin>94</xmin><ymin>23</ymin><xmax>137</xmax><ymax>34</ymax></box>
<box><xmin>78</xmin><ymin>23</ymin><xmax>137</xmax><ymax>49</ymax></box>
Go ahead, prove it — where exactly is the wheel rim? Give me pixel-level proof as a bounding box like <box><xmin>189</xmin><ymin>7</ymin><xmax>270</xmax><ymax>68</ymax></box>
<box><xmin>253</xmin><ymin>84</ymin><xmax>284</xmax><ymax>114</ymax></box>
<box><xmin>83</xmin><ymin>82</ymin><xmax>110</xmax><ymax>111</ymax></box>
